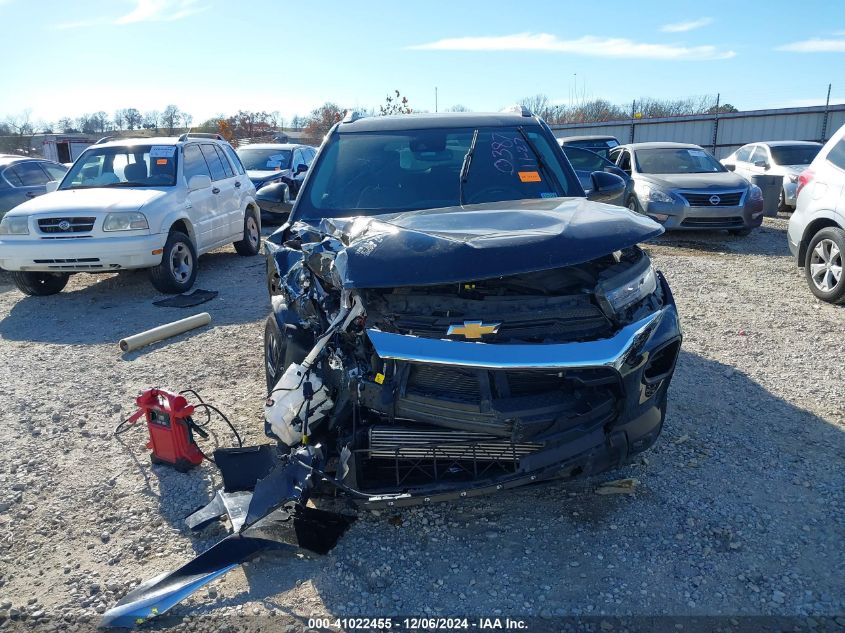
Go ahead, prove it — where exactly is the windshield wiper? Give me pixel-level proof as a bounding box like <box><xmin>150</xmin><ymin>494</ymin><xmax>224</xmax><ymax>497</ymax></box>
<box><xmin>517</xmin><ymin>126</ymin><xmax>564</xmax><ymax>194</ymax></box>
<box><xmin>458</xmin><ymin>129</ymin><xmax>479</xmax><ymax>206</ymax></box>
<box><xmin>106</xmin><ymin>182</ymin><xmax>158</xmax><ymax>187</ymax></box>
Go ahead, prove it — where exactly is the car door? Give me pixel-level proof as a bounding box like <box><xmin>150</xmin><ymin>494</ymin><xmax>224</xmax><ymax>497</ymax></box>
<box><xmin>1</xmin><ymin>161</ymin><xmax>52</xmax><ymax>212</ymax></box>
<box><xmin>749</xmin><ymin>145</ymin><xmax>771</xmax><ymax>176</ymax></box>
<box><xmin>199</xmin><ymin>144</ymin><xmax>235</xmax><ymax>245</ymax></box>
<box><xmin>731</xmin><ymin>145</ymin><xmax>754</xmax><ymax>179</ymax></box>
<box><xmin>289</xmin><ymin>148</ymin><xmax>309</xmax><ymax>199</ymax></box>
<box><xmin>220</xmin><ymin>143</ymin><xmax>250</xmax><ymax>237</ymax></box>
<box><xmin>181</xmin><ymin>144</ymin><xmax>218</xmax><ymax>251</ymax></box>
<box><xmin>211</xmin><ymin>144</ymin><xmax>242</xmax><ymax>241</ymax></box>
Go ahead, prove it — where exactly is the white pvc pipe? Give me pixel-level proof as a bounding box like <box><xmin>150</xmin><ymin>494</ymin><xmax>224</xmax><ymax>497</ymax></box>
<box><xmin>119</xmin><ymin>312</ymin><xmax>212</xmax><ymax>352</ymax></box>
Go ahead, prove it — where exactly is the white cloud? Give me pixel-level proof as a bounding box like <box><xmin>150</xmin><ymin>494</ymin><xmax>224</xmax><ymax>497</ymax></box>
<box><xmin>115</xmin><ymin>0</ymin><xmax>205</xmax><ymax>24</ymax></box>
<box><xmin>54</xmin><ymin>0</ymin><xmax>205</xmax><ymax>28</ymax></box>
<box><xmin>660</xmin><ymin>17</ymin><xmax>713</xmax><ymax>33</ymax></box>
<box><xmin>777</xmin><ymin>37</ymin><xmax>845</xmax><ymax>52</ymax></box>
<box><xmin>408</xmin><ymin>32</ymin><xmax>735</xmax><ymax>61</ymax></box>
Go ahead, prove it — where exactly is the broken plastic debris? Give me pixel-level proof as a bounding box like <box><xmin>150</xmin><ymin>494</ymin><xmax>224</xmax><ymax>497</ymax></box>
<box><xmin>595</xmin><ymin>478</ymin><xmax>639</xmax><ymax>495</ymax></box>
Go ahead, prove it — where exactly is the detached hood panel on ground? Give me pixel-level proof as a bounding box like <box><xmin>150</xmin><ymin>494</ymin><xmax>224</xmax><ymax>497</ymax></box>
<box><xmin>291</xmin><ymin>198</ymin><xmax>663</xmax><ymax>288</ymax></box>
<box><xmin>5</xmin><ymin>187</ymin><xmax>168</xmax><ymax>216</ymax></box>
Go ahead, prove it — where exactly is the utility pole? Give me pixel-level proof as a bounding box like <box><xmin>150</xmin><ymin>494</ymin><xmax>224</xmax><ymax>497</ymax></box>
<box><xmin>435</xmin><ymin>87</ymin><xmax>438</xmax><ymax>113</ymax></box>
<box><xmin>629</xmin><ymin>100</ymin><xmax>636</xmax><ymax>144</ymax></box>
<box><xmin>821</xmin><ymin>83</ymin><xmax>832</xmax><ymax>142</ymax></box>
<box><xmin>711</xmin><ymin>93</ymin><xmax>720</xmax><ymax>155</ymax></box>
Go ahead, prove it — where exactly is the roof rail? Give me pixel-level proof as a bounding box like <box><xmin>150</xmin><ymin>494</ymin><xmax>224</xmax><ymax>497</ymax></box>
<box><xmin>342</xmin><ymin>110</ymin><xmax>364</xmax><ymax>124</ymax></box>
<box><xmin>500</xmin><ymin>105</ymin><xmax>533</xmax><ymax>117</ymax></box>
<box><xmin>94</xmin><ymin>136</ymin><xmax>115</xmax><ymax>145</ymax></box>
<box><xmin>178</xmin><ymin>132</ymin><xmax>224</xmax><ymax>141</ymax></box>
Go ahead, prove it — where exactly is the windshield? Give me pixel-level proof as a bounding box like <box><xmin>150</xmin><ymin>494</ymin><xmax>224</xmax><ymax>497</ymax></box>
<box><xmin>296</xmin><ymin>126</ymin><xmax>577</xmax><ymax>220</ymax></box>
<box><xmin>769</xmin><ymin>145</ymin><xmax>820</xmax><ymax>166</ymax></box>
<box><xmin>562</xmin><ymin>139</ymin><xmax>618</xmax><ymax>159</ymax></box>
<box><xmin>237</xmin><ymin>148</ymin><xmax>292</xmax><ymax>171</ymax></box>
<box><xmin>635</xmin><ymin>148</ymin><xmax>725</xmax><ymax>175</ymax></box>
<box><xmin>562</xmin><ymin>146</ymin><xmax>610</xmax><ymax>172</ymax></box>
<box><xmin>61</xmin><ymin>145</ymin><xmax>177</xmax><ymax>189</ymax></box>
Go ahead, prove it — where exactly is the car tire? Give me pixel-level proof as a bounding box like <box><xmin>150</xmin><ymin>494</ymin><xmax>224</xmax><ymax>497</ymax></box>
<box><xmin>149</xmin><ymin>230</ymin><xmax>197</xmax><ymax>294</ymax></box>
<box><xmin>728</xmin><ymin>228</ymin><xmax>752</xmax><ymax>237</ymax></box>
<box><xmin>264</xmin><ymin>315</ymin><xmax>288</xmax><ymax>393</ymax></box>
<box><xmin>12</xmin><ymin>271</ymin><xmax>70</xmax><ymax>296</ymax></box>
<box><xmin>234</xmin><ymin>209</ymin><xmax>261</xmax><ymax>256</ymax></box>
<box><xmin>626</xmin><ymin>196</ymin><xmax>642</xmax><ymax>214</ymax></box>
<box><xmin>804</xmin><ymin>226</ymin><xmax>845</xmax><ymax>304</ymax></box>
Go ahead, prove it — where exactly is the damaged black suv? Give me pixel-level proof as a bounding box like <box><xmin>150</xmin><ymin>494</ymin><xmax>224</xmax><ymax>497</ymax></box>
<box><xmin>262</xmin><ymin>110</ymin><xmax>682</xmax><ymax>507</ymax></box>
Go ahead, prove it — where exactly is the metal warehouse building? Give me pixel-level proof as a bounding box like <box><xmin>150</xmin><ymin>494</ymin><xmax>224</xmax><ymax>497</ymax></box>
<box><xmin>550</xmin><ymin>103</ymin><xmax>845</xmax><ymax>159</ymax></box>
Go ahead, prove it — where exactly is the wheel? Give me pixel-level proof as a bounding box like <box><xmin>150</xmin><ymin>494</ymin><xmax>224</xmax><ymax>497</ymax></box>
<box><xmin>777</xmin><ymin>189</ymin><xmax>791</xmax><ymax>213</ymax></box>
<box><xmin>234</xmin><ymin>210</ymin><xmax>261</xmax><ymax>256</ymax></box>
<box><xmin>149</xmin><ymin>230</ymin><xmax>197</xmax><ymax>294</ymax></box>
<box><xmin>12</xmin><ymin>271</ymin><xmax>70</xmax><ymax>296</ymax></box>
<box><xmin>804</xmin><ymin>226</ymin><xmax>845</xmax><ymax>303</ymax></box>
<box><xmin>728</xmin><ymin>228</ymin><xmax>752</xmax><ymax>237</ymax></box>
<box><xmin>626</xmin><ymin>196</ymin><xmax>642</xmax><ymax>214</ymax></box>
<box><xmin>264</xmin><ymin>315</ymin><xmax>288</xmax><ymax>392</ymax></box>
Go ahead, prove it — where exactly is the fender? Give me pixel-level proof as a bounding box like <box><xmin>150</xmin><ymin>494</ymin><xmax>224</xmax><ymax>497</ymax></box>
<box><xmin>155</xmin><ymin>209</ymin><xmax>198</xmax><ymax>245</ymax></box>
<box><xmin>798</xmin><ymin>209</ymin><xmax>845</xmax><ymax>265</ymax></box>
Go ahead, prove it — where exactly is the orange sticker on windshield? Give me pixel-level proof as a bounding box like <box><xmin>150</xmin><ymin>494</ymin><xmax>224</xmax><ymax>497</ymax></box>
<box><xmin>518</xmin><ymin>171</ymin><xmax>541</xmax><ymax>182</ymax></box>
<box><xmin>156</xmin><ymin>158</ymin><xmax>169</xmax><ymax>165</ymax></box>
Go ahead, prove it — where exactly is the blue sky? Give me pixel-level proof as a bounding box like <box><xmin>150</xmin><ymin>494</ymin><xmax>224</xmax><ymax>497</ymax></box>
<box><xmin>2</xmin><ymin>0</ymin><xmax>845</xmax><ymax>125</ymax></box>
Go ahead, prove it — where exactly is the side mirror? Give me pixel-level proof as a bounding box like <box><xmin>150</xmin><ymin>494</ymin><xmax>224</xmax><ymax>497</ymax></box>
<box><xmin>256</xmin><ymin>182</ymin><xmax>293</xmax><ymax>217</ymax></box>
<box><xmin>295</xmin><ymin>164</ymin><xmax>308</xmax><ymax>175</ymax></box>
<box><xmin>753</xmin><ymin>160</ymin><xmax>770</xmax><ymax>170</ymax></box>
<box><xmin>724</xmin><ymin>164</ymin><xmax>736</xmax><ymax>172</ymax></box>
<box><xmin>45</xmin><ymin>180</ymin><xmax>59</xmax><ymax>193</ymax></box>
<box><xmin>188</xmin><ymin>174</ymin><xmax>212</xmax><ymax>191</ymax></box>
<box><xmin>586</xmin><ymin>171</ymin><xmax>626</xmax><ymax>203</ymax></box>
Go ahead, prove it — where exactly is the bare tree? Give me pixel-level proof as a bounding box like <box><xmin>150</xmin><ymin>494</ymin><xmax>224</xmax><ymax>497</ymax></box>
<box><xmin>446</xmin><ymin>104</ymin><xmax>471</xmax><ymax>112</ymax></box>
<box><xmin>161</xmin><ymin>105</ymin><xmax>181</xmax><ymax>135</ymax></box>
<box><xmin>5</xmin><ymin>109</ymin><xmax>34</xmax><ymax>137</ymax></box>
<box><xmin>181</xmin><ymin>112</ymin><xmax>193</xmax><ymax>131</ymax></box>
<box><xmin>143</xmin><ymin>110</ymin><xmax>160</xmax><ymax>131</ymax></box>
<box><xmin>113</xmin><ymin>109</ymin><xmax>127</xmax><ymax>130</ymax></box>
<box><xmin>57</xmin><ymin>117</ymin><xmax>77</xmax><ymax>133</ymax></box>
<box><xmin>124</xmin><ymin>108</ymin><xmax>142</xmax><ymax>130</ymax></box>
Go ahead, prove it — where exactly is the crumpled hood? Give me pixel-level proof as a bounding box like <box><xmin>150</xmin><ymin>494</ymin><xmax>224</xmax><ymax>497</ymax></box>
<box><xmin>640</xmin><ymin>171</ymin><xmax>750</xmax><ymax>191</ymax></box>
<box><xmin>5</xmin><ymin>187</ymin><xmax>168</xmax><ymax>216</ymax></box>
<box><xmin>289</xmin><ymin>198</ymin><xmax>663</xmax><ymax>288</ymax></box>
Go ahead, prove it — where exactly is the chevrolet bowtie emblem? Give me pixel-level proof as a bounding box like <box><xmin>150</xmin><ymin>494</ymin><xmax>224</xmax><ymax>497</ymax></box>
<box><xmin>447</xmin><ymin>321</ymin><xmax>501</xmax><ymax>340</ymax></box>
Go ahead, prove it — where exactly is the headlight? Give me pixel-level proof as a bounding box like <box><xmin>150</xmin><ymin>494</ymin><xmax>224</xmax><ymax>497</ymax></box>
<box><xmin>597</xmin><ymin>260</ymin><xmax>658</xmax><ymax>316</ymax></box>
<box><xmin>634</xmin><ymin>181</ymin><xmax>675</xmax><ymax>203</ymax></box>
<box><xmin>0</xmin><ymin>216</ymin><xmax>29</xmax><ymax>235</ymax></box>
<box><xmin>748</xmin><ymin>185</ymin><xmax>764</xmax><ymax>202</ymax></box>
<box><xmin>103</xmin><ymin>212</ymin><xmax>148</xmax><ymax>231</ymax></box>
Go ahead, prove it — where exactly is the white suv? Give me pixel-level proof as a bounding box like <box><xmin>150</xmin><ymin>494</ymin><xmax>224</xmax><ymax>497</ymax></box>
<box><xmin>787</xmin><ymin>123</ymin><xmax>845</xmax><ymax>303</ymax></box>
<box><xmin>0</xmin><ymin>133</ymin><xmax>260</xmax><ymax>295</ymax></box>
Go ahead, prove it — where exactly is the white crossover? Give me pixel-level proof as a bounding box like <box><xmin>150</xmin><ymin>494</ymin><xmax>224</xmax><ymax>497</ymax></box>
<box><xmin>0</xmin><ymin>134</ymin><xmax>260</xmax><ymax>295</ymax></box>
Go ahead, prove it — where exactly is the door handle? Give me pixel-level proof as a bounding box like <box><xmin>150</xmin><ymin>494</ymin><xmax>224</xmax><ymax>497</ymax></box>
<box><xmin>212</xmin><ymin>187</ymin><xmax>220</xmax><ymax>194</ymax></box>
<box><xmin>26</xmin><ymin>191</ymin><xmax>37</xmax><ymax>198</ymax></box>
<box><xmin>234</xmin><ymin>181</ymin><xmax>241</xmax><ymax>188</ymax></box>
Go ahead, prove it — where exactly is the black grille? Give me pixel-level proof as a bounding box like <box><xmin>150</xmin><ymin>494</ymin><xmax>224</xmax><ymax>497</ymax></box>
<box><xmin>681</xmin><ymin>216</ymin><xmax>744</xmax><ymax>228</ymax></box>
<box><xmin>38</xmin><ymin>217</ymin><xmax>96</xmax><ymax>233</ymax></box>
<box><xmin>387</xmin><ymin>296</ymin><xmax>612</xmax><ymax>344</ymax></box>
<box><xmin>407</xmin><ymin>365</ymin><xmax>481</xmax><ymax>400</ymax></box>
<box><xmin>680</xmin><ymin>191</ymin><xmax>744</xmax><ymax>207</ymax></box>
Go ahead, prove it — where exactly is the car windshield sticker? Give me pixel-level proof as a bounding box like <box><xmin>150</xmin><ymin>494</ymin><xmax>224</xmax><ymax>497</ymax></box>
<box><xmin>150</xmin><ymin>146</ymin><xmax>176</xmax><ymax>158</ymax></box>
<box><xmin>688</xmin><ymin>150</ymin><xmax>707</xmax><ymax>157</ymax></box>
<box><xmin>518</xmin><ymin>171</ymin><xmax>541</xmax><ymax>183</ymax></box>
<box><xmin>269</xmin><ymin>154</ymin><xmax>286</xmax><ymax>161</ymax></box>
<box><xmin>266</xmin><ymin>160</ymin><xmax>282</xmax><ymax>169</ymax></box>
<box><xmin>156</xmin><ymin>158</ymin><xmax>169</xmax><ymax>165</ymax></box>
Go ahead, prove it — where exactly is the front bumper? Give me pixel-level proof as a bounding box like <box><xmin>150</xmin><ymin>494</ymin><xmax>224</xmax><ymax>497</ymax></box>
<box><xmin>643</xmin><ymin>198</ymin><xmax>763</xmax><ymax>231</ymax></box>
<box><xmin>0</xmin><ymin>232</ymin><xmax>167</xmax><ymax>272</ymax></box>
<box><xmin>348</xmin><ymin>274</ymin><xmax>682</xmax><ymax>504</ymax></box>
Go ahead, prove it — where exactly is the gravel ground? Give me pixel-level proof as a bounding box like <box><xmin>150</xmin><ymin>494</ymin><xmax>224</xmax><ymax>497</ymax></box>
<box><xmin>0</xmin><ymin>216</ymin><xmax>843</xmax><ymax>631</ymax></box>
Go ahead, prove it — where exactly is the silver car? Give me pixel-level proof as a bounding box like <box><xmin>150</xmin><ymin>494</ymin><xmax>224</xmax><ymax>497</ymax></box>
<box><xmin>610</xmin><ymin>142</ymin><xmax>765</xmax><ymax>235</ymax></box>
<box><xmin>787</xmin><ymin>124</ymin><xmax>845</xmax><ymax>303</ymax></box>
<box><xmin>721</xmin><ymin>141</ymin><xmax>822</xmax><ymax>212</ymax></box>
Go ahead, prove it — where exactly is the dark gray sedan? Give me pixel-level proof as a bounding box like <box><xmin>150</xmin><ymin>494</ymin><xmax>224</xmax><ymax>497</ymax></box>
<box><xmin>609</xmin><ymin>142</ymin><xmax>765</xmax><ymax>235</ymax></box>
<box><xmin>0</xmin><ymin>155</ymin><xmax>68</xmax><ymax>220</ymax></box>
